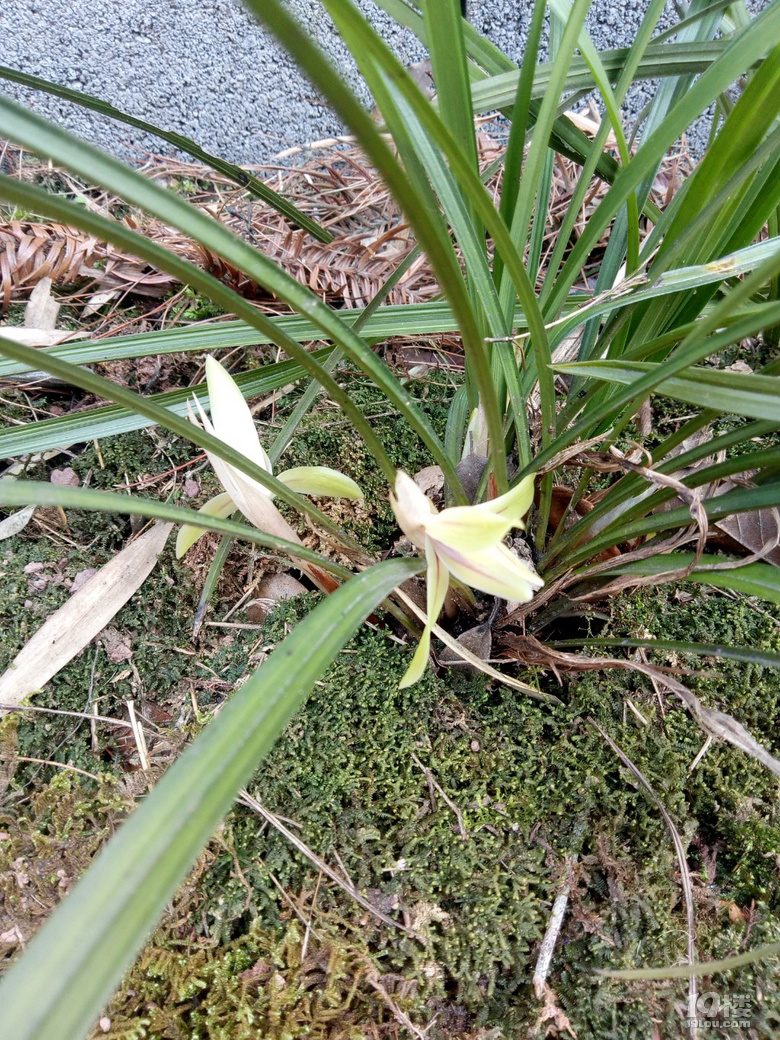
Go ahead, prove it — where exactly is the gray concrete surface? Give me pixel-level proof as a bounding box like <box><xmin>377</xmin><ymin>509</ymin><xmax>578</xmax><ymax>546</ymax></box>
<box><xmin>0</xmin><ymin>1</ymin><xmax>766</xmax><ymax>167</ymax></box>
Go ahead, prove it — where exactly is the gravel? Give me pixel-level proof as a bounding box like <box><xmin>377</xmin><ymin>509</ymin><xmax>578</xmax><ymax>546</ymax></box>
<box><xmin>0</xmin><ymin>0</ymin><xmax>768</xmax><ymax>166</ymax></box>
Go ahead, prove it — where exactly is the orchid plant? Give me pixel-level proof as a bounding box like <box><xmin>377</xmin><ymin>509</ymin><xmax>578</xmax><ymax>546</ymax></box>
<box><xmin>1</xmin><ymin>0</ymin><xmax>780</xmax><ymax>1034</ymax></box>
<box><xmin>178</xmin><ymin>358</ymin><xmax>541</xmax><ymax>687</ymax></box>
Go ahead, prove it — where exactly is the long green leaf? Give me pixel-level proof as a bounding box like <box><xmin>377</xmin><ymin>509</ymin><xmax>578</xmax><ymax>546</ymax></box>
<box><xmin>499</xmin><ymin>0</ymin><xmax>591</xmax><ymax>314</ymax></box>
<box><xmin>423</xmin><ymin>0</ymin><xmax>478</xmax><ymax>175</ymax></box>
<box><xmin>555</xmin><ymin>359</ymin><xmax>780</xmax><ymax>422</ymax></box>
<box><xmin>300</xmin><ymin>0</ymin><xmax>558</xmax><ymax>478</ymax></box>
<box><xmin>544</xmin><ymin>3</ymin><xmax>780</xmax><ymax>317</ymax></box>
<box><xmin>0</xmin><ymin>481</ymin><xmax>352</xmax><ymax>577</ymax></box>
<box><xmin>597</xmin><ymin>941</ymin><xmax>780</xmax><ymax>980</ymax></box>
<box><xmin>0</xmin><ymin>333</ymin><xmax>360</xmax><ymax>545</ymax></box>
<box><xmin>0</xmin><ymin>300</ymin><xmax>545</xmax><ymax>378</ymax></box>
<box><xmin>0</xmin><ymin>348</ymin><xmax>332</xmax><ymax>456</ymax></box>
<box><xmin>0</xmin><ymin>173</ymin><xmax>396</xmax><ymax>481</ymax></box>
<box><xmin>0</xmin><ymin>557</ymin><xmax>419</xmax><ymax>1040</ymax></box>
<box><xmin>550</xmin><ymin>636</ymin><xmax>780</xmax><ymax>670</ymax></box>
<box><xmin>557</xmin><ymin>482</ymin><xmax>780</xmax><ymax>576</ymax></box>
<box><xmin>597</xmin><ymin>553</ymin><xmax>780</xmax><ymax>605</ymax></box>
<box><xmin>469</xmin><ymin>40</ymin><xmax>734</xmax><ymax>112</ymax></box>
<box><xmin>0</xmin><ymin>65</ymin><xmax>331</xmax><ymax>242</ymax></box>
<box><xmin>545</xmin><ymin>238</ymin><xmax>780</xmax><ymax>351</ymax></box>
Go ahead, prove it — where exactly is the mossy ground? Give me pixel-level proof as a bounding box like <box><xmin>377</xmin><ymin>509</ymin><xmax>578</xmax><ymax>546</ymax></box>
<box><xmin>1</xmin><ymin>376</ymin><xmax>779</xmax><ymax>1038</ymax></box>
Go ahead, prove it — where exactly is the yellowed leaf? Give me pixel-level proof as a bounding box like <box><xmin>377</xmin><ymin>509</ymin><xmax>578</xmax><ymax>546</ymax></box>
<box><xmin>0</xmin><ymin>523</ymin><xmax>172</xmax><ymax>714</ymax></box>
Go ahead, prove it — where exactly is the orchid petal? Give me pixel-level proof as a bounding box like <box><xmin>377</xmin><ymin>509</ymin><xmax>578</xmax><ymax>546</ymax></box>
<box><xmin>425</xmin><ymin>537</ymin><xmax>450</xmax><ymax>632</ymax></box>
<box><xmin>440</xmin><ymin>541</ymin><xmax>543</xmax><ymax>602</ymax></box>
<box><xmin>399</xmin><ymin>540</ymin><xmax>449</xmax><ymax>689</ymax></box>
<box><xmin>399</xmin><ymin>624</ymin><xmax>433</xmax><ymax>689</ymax></box>
<box><xmin>227</xmin><ymin>474</ymin><xmax>305</xmax><ymax>545</ymax></box>
<box><xmin>389</xmin><ymin>468</ymin><xmax>543</xmax><ymax>686</ymax></box>
<box><xmin>278</xmin><ymin>466</ymin><xmax>363</xmax><ymax>500</ymax></box>
<box><xmin>204</xmin><ymin>357</ymin><xmax>272</xmax><ymax>474</ymax></box>
<box><xmin>192</xmin><ymin>417</ymin><xmax>304</xmax><ymax>544</ymax></box>
<box><xmin>189</xmin><ymin>389</ymin><xmax>291</xmax><ymax>539</ymax></box>
<box><xmin>390</xmin><ymin>470</ymin><xmax>437</xmax><ymax>550</ymax></box>
<box><xmin>474</xmin><ymin>473</ymin><xmax>535</xmax><ymax>526</ymax></box>
<box><xmin>426</xmin><ymin>506</ymin><xmax>511</xmax><ymax>552</ymax></box>
<box><xmin>175</xmin><ymin>492</ymin><xmax>236</xmax><ymax>558</ymax></box>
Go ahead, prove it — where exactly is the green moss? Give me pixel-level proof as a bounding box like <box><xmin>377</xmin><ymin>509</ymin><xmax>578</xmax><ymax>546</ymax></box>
<box><xmin>93</xmin><ymin>582</ymin><xmax>780</xmax><ymax>1037</ymax></box>
<box><xmin>180</xmin><ymin>287</ymin><xmax>227</xmax><ymax>322</ymax></box>
<box><xmin>0</xmin><ymin>770</ymin><xmax>130</xmax><ymax>958</ymax></box>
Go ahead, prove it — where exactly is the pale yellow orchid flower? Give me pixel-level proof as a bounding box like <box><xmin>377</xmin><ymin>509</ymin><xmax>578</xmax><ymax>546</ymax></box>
<box><xmin>176</xmin><ymin>356</ymin><xmax>362</xmax><ymax>558</ymax></box>
<box><xmin>390</xmin><ymin>470</ymin><xmax>543</xmax><ymax>687</ymax></box>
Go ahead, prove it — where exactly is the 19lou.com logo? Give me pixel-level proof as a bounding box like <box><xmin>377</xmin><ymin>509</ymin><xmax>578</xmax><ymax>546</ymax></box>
<box><xmin>685</xmin><ymin>991</ymin><xmax>754</xmax><ymax>1029</ymax></box>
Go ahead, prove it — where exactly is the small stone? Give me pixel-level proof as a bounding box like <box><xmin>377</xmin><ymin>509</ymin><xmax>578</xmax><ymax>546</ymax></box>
<box><xmin>245</xmin><ymin>598</ymin><xmax>274</xmax><ymax>624</ymax></box>
<box><xmin>50</xmin><ymin>467</ymin><xmax>80</xmax><ymax>487</ymax></box>
<box><xmin>70</xmin><ymin>568</ymin><xmax>97</xmax><ymax>594</ymax></box>
<box><xmin>439</xmin><ymin>621</ymin><xmax>492</xmax><ymax>673</ymax></box>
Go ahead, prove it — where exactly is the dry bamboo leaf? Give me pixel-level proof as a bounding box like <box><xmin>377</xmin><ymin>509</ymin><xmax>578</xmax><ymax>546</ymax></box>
<box><xmin>0</xmin><ymin>505</ymin><xmax>36</xmax><ymax>541</ymax></box>
<box><xmin>24</xmin><ymin>277</ymin><xmax>59</xmax><ymax>330</ymax></box>
<box><xmin>713</xmin><ymin>509</ymin><xmax>780</xmax><ymax>565</ymax></box>
<box><xmin>0</xmin><ymin>326</ymin><xmax>86</xmax><ymax>347</ymax></box>
<box><xmin>0</xmin><ymin>522</ymin><xmax>172</xmax><ymax>714</ymax></box>
<box><xmin>82</xmin><ymin>289</ymin><xmax>121</xmax><ymax>316</ymax></box>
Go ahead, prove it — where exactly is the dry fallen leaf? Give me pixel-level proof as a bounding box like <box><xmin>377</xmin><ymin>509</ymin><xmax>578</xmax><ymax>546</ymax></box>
<box><xmin>69</xmin><ymin>567</ymin><xmax>98</xmax><ymax>594</ymax></box>
<box><xmin>0</xmin><ymin>523</ymin><xmax>172</xmax><ymax>714</ymax></box>
<box><xmin>24</xmin><ymin>277</ymin><xmax>60</xmax><ymax>330</ymax></box>
<box><xmin>0</xmin><ymin>505</ymin><xmax>36</xmax><ymax>542</ymax></box>
<box><xmin>0</xmin><ymin>326</ymin><xmax>85</xmax><ymax>348</ymax></box>
<box><xmin>709</xmin><ymin>479</ymin><xmax>780</xmax><ymax>565</ymax></box>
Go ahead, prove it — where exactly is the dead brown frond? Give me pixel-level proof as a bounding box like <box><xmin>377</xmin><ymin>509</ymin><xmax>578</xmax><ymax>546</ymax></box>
<box><xmin>0</xmin><ymin>220</ymin><xmax>179</xmax><ymax>311</ymax></box>
<box><xmin>1</xmin><ymin>128</ymin><xmax>693</xmax><ymax>323</ymax></box>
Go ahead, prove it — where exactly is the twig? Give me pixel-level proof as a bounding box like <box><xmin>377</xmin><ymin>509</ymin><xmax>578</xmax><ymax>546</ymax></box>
<box><xmin>410</xmin><ymin>752</ymin><xmax>467</xmax><ymax>837</ymax></box>
<box><xmin>267</xmin><ymin>870</ymin><xmax>320</xmax><ymax>940</ymax></box>
<box><xmin>16</xmin><ymin>756</ymin><xmax>102</xmax><ymax>782</ymax></box>
<box><xmin>590</xmin><ymin>720</ymin><xmax>698</xmax><ymax>1038</ymax></box>
<box><xmin>238</xmin><ymin>790</ymin><xmax>420</xmax><ymax>939</ymax></box>
<box><xmin>361</xmin><ymin>964</ymin><xmax>432</xmax><ymax>1040</ymax></box>
<box><xmin>532</xmin><ymin>818</ymin><xmax>588</xmax><ymax>999</ymax></box>
<box><xmin>0</xmin><ymin>704</ymin><xmax>133</xmax><ymax>728</ymax></box>
<box><xmin>301</xmin><ymin>871</ymin><xmax>323</xmax><ymax>962</ymax></box>
<box><xmin>126</xmin><ymin>698</ymin><xmax>150</xmax><ymax>775</ymax></box>
<box><xmin>533</xmin><ymin>880</ymin><xmax>573</xmax><ymax>1000</ymax></box>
